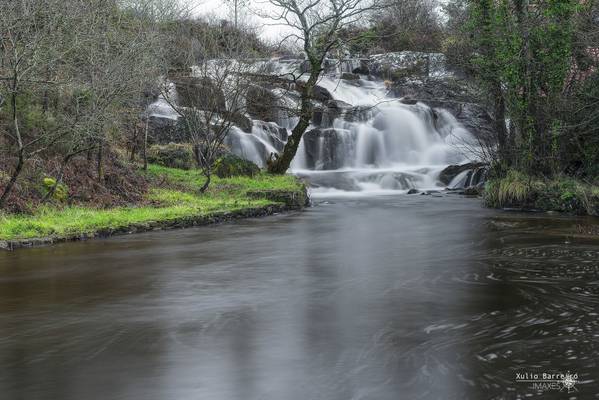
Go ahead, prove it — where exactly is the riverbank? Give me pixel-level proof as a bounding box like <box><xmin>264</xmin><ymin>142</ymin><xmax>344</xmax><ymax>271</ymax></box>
<box><xmin>484</xmin><ymin>171</ymin><xmax>599</xmax><ymax>215</ymax></box>
<box><xmin>0</xmin><ymin>165</ymin><xmax>308</xmax><ymax>251</ymax></box>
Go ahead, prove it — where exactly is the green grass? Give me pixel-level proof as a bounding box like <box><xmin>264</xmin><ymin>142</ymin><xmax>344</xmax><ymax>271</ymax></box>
<box><xmin>0</xmin><ymin>165</ymin><xmax>304</xmax><ymax>241</ymax></box>
<box><xmin>146</xmin><ymin>164</ymin><xmax>303</xmax><ymax>192</ymax></box>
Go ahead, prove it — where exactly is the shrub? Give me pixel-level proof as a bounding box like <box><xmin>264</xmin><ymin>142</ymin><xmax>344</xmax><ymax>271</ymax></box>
<box><xmin>485</xmin><ymin>170</ymin><xmax>534</xmax><ymax>208</ymax></box>
<box><xmin>147</xmin><ymin>143</ymin><xmax>194</xmax><ymax>170</ymax></box>
<box><xmin>42</xmin><ymin>177</ymin><xmax>68</xmax><ymax>202</ymax></box>
<box><xmin>485</xmin><ymin>170</ymin><xmax>599</xmax><ymax>215</ymax></box>
<box><xmin>214</xmin><ymin>154</ymin><xmax>260</xmax><ymax>178</ymax></box>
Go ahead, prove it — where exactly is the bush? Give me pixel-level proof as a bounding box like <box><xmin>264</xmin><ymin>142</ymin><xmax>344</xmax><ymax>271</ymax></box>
<box><xmin>147</xmin><ymin>143</ymin><xmax>194</xmax><ymax>170</ymax></box>
<box><xmin>42</xmin><ymin>177</ymin><xmax>68</xmax><ymax>202</ymax></box>
<box><xmin>214</xmin><ymin>154</ymin><xmax>260</xmax><ymax>178</ymax></box>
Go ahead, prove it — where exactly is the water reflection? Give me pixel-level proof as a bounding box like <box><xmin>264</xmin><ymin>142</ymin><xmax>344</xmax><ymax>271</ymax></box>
<box><xmin>0</xmin><ymin>196</ymin><xmax>597</xmax><ymax>399</ymax></box>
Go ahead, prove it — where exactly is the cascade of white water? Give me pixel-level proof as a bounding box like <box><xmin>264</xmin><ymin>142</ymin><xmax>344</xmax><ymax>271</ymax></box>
<box><xmin>148</xmin><ymin>59</ymin><xmax>482</xmax><ymax>194</ymax></box>
<box><xmin>234</xmin><ymin>71</ymin><xmax>481</xmax><ymax>193</ymax></box>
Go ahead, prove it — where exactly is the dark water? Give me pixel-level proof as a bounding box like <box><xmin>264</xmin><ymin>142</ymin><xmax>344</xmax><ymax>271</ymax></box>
<box><xmin>1</xmin><ymin>195</ymin><xmax>598</xmax><ymax>400</ymax></box>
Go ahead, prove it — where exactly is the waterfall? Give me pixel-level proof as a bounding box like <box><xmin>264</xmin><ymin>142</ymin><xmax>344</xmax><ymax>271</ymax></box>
<box><xmin>240</xmin><ymin>73</ymin><xmax>480</xmax><ymax>194</ymax></box>
<box><xmin>148</xmin><ymin>58</ymin><xmax>482</xmax><ymax>194</ymax></box>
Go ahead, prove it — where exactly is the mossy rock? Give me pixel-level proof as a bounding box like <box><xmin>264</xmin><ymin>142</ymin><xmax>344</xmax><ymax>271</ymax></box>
<box><xmin>214</xmin><ymin>154</ymin><xmax>260</xmax><ymax>178</ymax></box>
<box><xmin>147</xmin><ymin>143</ymin><xmax>194</xmax><ymax>170</ymax></box>
<box><xmin>42</xmin><ymin>177</ymin><xmax>68</xmax><ymax>201</ymax></box>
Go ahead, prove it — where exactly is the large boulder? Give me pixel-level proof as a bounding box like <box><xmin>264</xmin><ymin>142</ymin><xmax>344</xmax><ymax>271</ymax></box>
<box><xmin>214</xmin><ymin>154</ymin><xmax>260</xmax><ymax>178</ymax></box>
<box><xmin>172</xmin><ymin>77</ymin><xmax>226</xmax><ymax>111</ymax></box>
<box><xmin>311</xmin><ymin>99</ymin><xmax>371</xmax><ymax>127</ymax></box>
<box><xmin>148</xmin><ymin>116</ymin><xmax>186</xmax><ymax>144</ymax></box>
<box><xmin>147</xmin><ymin>143</ymin><xmax>194</xmax><ymax>170</ymax></box>
<box><xmin>226</xmin><ymin>111</ymin><xmax>253</xmax><ymax>133</ymax></box>
<box><xmin>246</xmin><ymin>85</ymin><xmax>280</xmax><ymax>122</ymax></box>
<box><xmin>312</xmin><ymin>85</ymin><xmax>333</xmax><ymax>103</ymax></box>
<box><xmin>439</xmin><ymin>162</ymin><xmax>488</xmax><ymax>186</ymax></box>
<box><xmin>341</xmin><ymin>72</ymin><xmax>360</xmax><ymax>81</ymax></box>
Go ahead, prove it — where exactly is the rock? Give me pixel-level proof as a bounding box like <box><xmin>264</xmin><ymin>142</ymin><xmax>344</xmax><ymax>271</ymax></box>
<box><xmin>399</xmin><ymin>97</ymin><xmax>418</xmax><ymax>105</ymax></box>
<box><xmin>302</xmin><ymin>128</ymin><xmax>352</xmax><ymax>170</ymax></box>
<box><xmin>246</xmin><ymin>85</ymin><xmax>280</xmax><ymax>122</ymax></box>
<box><xmin>407</xmin><ymin>188</ymin><xmax>419</xmax><ymax>194</ymax></box>
<box><xmin>341</xmin><ymin>72</ymin><xmax>360</xmax><ymax>81</ymax></box>
<box><xmin>390</xmin><ymin>76</ymin><xmax>495</xmax><ymax>144</ymax></box>
<box><xmin>148</xmin><ymin>116</ymin><xmax>185</xmax><ymax>144</ymax></box>
<box><xmin>439</xmin><ymin>162</ymin><xmax>487</xmax><ymax>186</ymax></box>
<box><xmin>312</xmin><ymin>85</ymin><xmax>332</xmax><ymax>103</ymax></box>
<box><xmin>352</xmin><ymin>60</ymin><xmax>370</xmax><ymax>75</ymax></box>
<box><xmin>464</xmin><ymin>186</ymin><xmax>482</xmax><ymax>196</ymax></box>
<box><xmin>172</xmin><ymin>77</ymin><xmax>226</xmax><ymax>111</ymax></box>
<box><xmin>214</xmin><ymin>154</ymin><xmax>260</xmax><ymax>178</ymax></box>
<box><xmin>147</xmin><ymin>143</ymin><xmax>194</xmax><ymax>170</ymax></box>
<box><xmin>227</xmin><ymin>111</ymin><xmax>253</xmax><ymax>133</ymax></box>
<box><xmin>312</xmin><ymin>99</ymin><xmax>352</xmax><ymax>127</ymax></box>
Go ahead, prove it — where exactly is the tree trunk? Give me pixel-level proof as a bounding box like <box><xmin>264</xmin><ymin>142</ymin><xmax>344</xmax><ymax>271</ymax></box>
<box><xmin>143</xmin><ymin>117</ymin><xmax>149</xmax><ymax>170</ymax></box>
<box><xmin>268</xmin><ymin>68</ymin><xmax>319</xmax><ymax>174</ymax></box>
<box><xmin>130</xmin><ymin>125</ymin><xmax>138</xmax><ymax>162</ymax></box>
<box><xmin>97</xmin><ymin>142</ymin><xmax>104</xmax><ymax>182</ymax></box>
<box><xmin>199</xmin><ymin>171</ymin><xmax>211</xmax><ymax>193</ymax></box>
<box><xmin>1</xmin><ymin>77</ymin><xmax>25</xmax><ymax>209</ymax></box>
<box><xmin>0</xmin><ymin>151</ymin><xmax>24</xmax><ymax>209</ymax></box>
<box><xmin>491</xmin><ymin>81</ymin><xmax>509</xmax><ymax>164</ymax></box>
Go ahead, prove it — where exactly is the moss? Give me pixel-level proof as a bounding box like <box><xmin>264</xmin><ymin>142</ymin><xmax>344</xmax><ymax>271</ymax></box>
<box><xmin>214</xmin><ymin>154</ymin><xmax>260</xmax><ymax>178</ymax></box>
<box><xmin>42</xmin><ymin>177</ymin><xmax>68</xmax><ymax>202</ymax></box>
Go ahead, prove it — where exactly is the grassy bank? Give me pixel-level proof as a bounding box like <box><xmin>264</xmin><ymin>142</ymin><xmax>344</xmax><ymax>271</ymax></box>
<box><xmin>484</xmin><ymin>170</ymin><xmax>599</xmax><ymax>215</ymax></box>
<box><xmin>0</xmin><ymin>165</ymin><xmax>306</xmax><ymax>242</ymax></box>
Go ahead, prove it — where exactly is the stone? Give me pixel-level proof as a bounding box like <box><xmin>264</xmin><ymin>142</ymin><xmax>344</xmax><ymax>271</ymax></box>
<box><xmin>464</xmin><ymin>186</ymin><xmax>482</xmax><ymax>196</ymax></box>
<box><xmin>302</xmin><ymin>128</ymin><xmax>351</xmax><ymax>170</ymax></box>
<box><xmin>172</xmin><ymin>76</ymin><xmax>226</xmax><ymax>111</ymax></box>
<box><xmin>214</xmin><ymin>154</ymin><xmax>260</xmax><ymax>178</ymax></box>
<box><xmin>246</xmin><ymin>85</ymin><xmax>279</xmax><ymax>122</ymax></box>
<box><xmin>439</xmin><ymin>162</ymin><xmax>488</xmax><ymax>186</ymax></box>
<box><xmin>407</xmin><ymin>188</ymin><xmax>419</xmax><ymax>194</ymax></box>
<box><xmin>341</xmin><ymin>72</ymin><xmax>360</xmax><ymax>81</ymax></box>
<box><xmin>399</xmin><ymin>97</ymin><xmax>418</xmax><ymax>105</ymax></box>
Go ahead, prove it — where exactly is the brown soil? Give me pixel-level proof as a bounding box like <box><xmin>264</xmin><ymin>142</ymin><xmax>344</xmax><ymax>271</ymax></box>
<box><xmin>0</xmin><ymin>151</ymin><xmax>150</xmax><ymax>214</ymax></box>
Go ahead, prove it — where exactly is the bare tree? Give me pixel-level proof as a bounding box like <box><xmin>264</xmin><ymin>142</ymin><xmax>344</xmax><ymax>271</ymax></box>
<box><xmin>0</xmin><ymin>0</ymin><xmax>79</xmax><ymax>207</ymax></box>
<box><xmin>260</xmin><ymin>0</ymin><xmax>385</xmax><ymax>174</ymax></box>
<box><xmin>0</xmin><ymin>0</ymin><xmax>171</xmax><ymax>208</ymax></box>
<box><xmin>160</xmin><ymin>21</ymin><xmax>255</xmax><ymax>192</ymax></box>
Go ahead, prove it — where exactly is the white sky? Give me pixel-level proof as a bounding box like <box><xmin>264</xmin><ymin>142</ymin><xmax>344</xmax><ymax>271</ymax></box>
<box><xmin>194</xmin><ymin>0</ymin><xmax>291</xmax><ymax>41</ymax></box>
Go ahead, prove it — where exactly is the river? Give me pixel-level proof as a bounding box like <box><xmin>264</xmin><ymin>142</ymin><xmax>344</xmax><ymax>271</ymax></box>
<box><xmin>1</xmin><ymin>195</ymin><xmax>598</xmax><ymax>399</ymax></box>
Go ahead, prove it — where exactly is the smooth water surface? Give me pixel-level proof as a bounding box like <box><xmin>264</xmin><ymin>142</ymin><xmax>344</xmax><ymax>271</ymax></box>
<box><xmin>1</xmin><ymin>195</ymin><xmax>598</xmax><ymax>399</ymax></box>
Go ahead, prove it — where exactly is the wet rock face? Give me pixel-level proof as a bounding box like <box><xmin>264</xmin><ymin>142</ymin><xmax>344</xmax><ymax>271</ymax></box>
<box><xmin>227</xmin><ymin>112</ymin><xmax>253</xmax><ymax>133</ymax></box>
<box><xmin>439</xmin><ymin>162</ymin><xmax>488</xmax><ymax>186</ymax></box>
<box><xmin>312</xmin><ymin>100</ymin><xmax>372</xmax><ymax>128</ymax></box>
<box><xmin>302</xmin><ymin>128</ymin><xmax>352</xmax><ymax>170</ymax></box>
<box><xmin>391</xmin><ymin>77</ymin><xmax>496</xmax><ymax>144</ymax></box>
<box><xmin>341</xmin><ymin>72</ymin><xmax>360</xmax><ymax>81</ymax></box>
<box><xmin>246</xmin><ymin>85</ymin><xmax>279</xmax><ymax>123</ymax></box>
